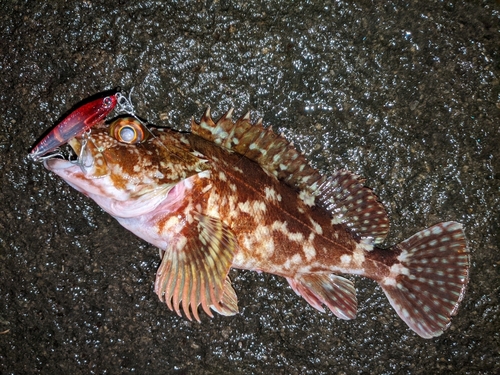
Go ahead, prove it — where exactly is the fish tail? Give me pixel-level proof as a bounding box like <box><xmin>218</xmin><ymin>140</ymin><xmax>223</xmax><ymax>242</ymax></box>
<box><xmin>379</xmin><ymin>221</ymin><xmax>469</xmax><ymax>338</ymax></box>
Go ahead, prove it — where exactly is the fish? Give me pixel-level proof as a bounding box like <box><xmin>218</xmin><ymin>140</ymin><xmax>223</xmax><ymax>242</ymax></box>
<box><xmin>38</xmin><ymin>107</ymin><xmax>469</xmax><ymax>338</ymax></box>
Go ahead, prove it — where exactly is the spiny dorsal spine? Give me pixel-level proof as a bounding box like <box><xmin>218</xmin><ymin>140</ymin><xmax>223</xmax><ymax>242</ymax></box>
<box><xmin>191</xmin><ymin>108</ymin><xmax>324</xmax><ymax>195</ymax></box>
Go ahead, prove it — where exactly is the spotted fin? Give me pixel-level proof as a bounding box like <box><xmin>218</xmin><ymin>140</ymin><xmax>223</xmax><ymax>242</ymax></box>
<box><xmin>379</xmin><ymin>222</ymin><xmax>469</xmax><ymax>338</ymax></box>
<box><xmin>191</xmin><ymin>108</ymin><xmax>324</xmax><ymax>194</ymax></box>
<box><xmin>287</xmin><ymin>273</ymin><xmax>357</xmax><ymax>320</ymax></box>
<box><xmin>154</xmin><ymin>212</ymin><xmax>237</xmax><ymax>321</ymax></box>
<box><xmin>316</xmin><ymin>170</ymin><xmax>390</xmax><ymax>244</ymax></box>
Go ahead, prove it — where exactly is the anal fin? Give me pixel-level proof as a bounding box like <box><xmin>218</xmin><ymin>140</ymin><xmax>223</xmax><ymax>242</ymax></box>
<box><xmin>287</xmin><ymin>273</ymin><xmax>357</xmax><ymax>320</ymax></box>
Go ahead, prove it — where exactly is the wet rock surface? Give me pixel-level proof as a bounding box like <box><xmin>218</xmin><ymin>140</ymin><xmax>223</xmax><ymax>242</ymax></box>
<box><xmin>1</xmin><ymin>1</ymin><xmax>499</xmax><ymax>374</ymax></box>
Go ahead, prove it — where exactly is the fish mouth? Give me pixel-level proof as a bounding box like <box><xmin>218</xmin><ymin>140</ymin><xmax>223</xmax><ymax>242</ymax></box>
<box><xmin>43</xmin><ymin>137</ymin><xmax>96</xmax><ymax>173</ymax></box>
<box><xmin>42</xmin><ymin>136</ymin><xmax>113</xmax><ymax>199</ymax></box>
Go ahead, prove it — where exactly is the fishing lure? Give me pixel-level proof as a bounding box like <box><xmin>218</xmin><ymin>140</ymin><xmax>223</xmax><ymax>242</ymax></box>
<box><xmin>30</xmin><ymin>92</ymin><xmax>119</xmax><ymax>161</ymax></box>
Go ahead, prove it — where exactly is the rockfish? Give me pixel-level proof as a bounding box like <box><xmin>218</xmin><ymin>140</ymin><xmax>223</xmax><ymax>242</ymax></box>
<box><xmin>40</xmin><ymin>108</ymin><xmax>469</xmax><ymax>338</ymax></box>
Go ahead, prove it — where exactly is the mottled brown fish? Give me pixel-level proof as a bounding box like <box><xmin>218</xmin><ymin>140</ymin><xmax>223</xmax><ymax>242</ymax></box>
<box><xmin>40</xmin><ymin>108</ymin><xmax>469</xmax><ymax>338</ymax></box>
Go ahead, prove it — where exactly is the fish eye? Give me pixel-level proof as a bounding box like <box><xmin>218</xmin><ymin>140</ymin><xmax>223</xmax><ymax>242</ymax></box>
<box><xmin>119</xmin><ymin>125</ymin><xmax>137</xmax><ymax>142</ymax></box>
<box><xmin>109</xmin><ymin>117</ymin><xmax>148</xmax><ymax>144</ymax></box>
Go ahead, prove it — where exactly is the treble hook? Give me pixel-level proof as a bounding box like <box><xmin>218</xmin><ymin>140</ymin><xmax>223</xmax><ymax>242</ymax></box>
<box><xmin>70</xmin><ymin>131</ymin><xmax>94</xmax><ymax>174</ymax></box>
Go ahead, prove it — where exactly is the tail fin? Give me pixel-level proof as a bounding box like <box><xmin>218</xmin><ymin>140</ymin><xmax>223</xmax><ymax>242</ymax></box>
<box><xmin>379</xmin><ymin>221</ymin><xmax>469</xmax><ymax>338</ymax></box>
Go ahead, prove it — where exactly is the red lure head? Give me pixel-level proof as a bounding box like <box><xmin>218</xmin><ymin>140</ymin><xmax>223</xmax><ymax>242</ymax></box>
<box><xmin>30</xmin><ymin>92</ymin><xmax>118</xmax><ymax>161</ymax></box>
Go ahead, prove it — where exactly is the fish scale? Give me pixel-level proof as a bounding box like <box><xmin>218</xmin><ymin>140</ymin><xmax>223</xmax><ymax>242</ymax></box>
<box><xmin>38</xmin><ymin>107</ymin><xmax>469</xmax><ymax>339</ymax></box>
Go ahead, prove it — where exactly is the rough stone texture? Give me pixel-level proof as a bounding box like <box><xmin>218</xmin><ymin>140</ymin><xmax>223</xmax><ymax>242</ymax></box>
<box><xmin>1</xmin><ymin>1</ymin><xmax>499</xmax><ymax>374</ymax></box>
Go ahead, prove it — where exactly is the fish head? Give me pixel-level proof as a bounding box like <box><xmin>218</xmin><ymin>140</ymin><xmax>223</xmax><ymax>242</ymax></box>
<box><xmin>43</xmin><ymin>117</ymin><xmax>207</xmax><ymax>217</ymax></box>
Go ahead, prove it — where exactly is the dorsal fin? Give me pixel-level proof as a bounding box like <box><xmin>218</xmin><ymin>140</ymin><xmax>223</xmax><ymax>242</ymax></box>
<box><xmin>191</xmin><ymin>108</ymin><xmax>324</xmax><ymax>194</ymax></box>
<box><xmin>316</xmin><ymin>170</ymin><xmax>390</xmax><ymax>244</ymax></box>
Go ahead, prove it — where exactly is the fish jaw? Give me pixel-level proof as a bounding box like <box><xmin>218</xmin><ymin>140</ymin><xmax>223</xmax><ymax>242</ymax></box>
<box><xmin>43</xmin><ymin>156</ymin><xmax>175</xmax><ymax>218</ymax></box>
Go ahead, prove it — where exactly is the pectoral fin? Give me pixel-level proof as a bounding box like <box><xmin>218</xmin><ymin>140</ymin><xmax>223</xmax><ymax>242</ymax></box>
<box><xmin>211</xmin><ymin>276</ymin><xmax>239</xmax><ymax>316</ymax></box>
<box><xmin>154</xmin><ymin>212</ymin><xmax>238</xmax><ymax>322</ymax></box>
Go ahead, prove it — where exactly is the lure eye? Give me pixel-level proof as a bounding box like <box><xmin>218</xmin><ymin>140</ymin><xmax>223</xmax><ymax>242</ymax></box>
<box><xmin>109</xmin><ymin>117</ymin><xmax>148</xmax><ymax>144</ymax></box>
<box><xmin>102</xmin><ymin>96</ymin><xmax>114</xmax><ymax>108</ymax></box>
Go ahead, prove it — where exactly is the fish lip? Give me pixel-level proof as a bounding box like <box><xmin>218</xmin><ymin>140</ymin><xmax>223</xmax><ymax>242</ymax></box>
<box><xmin>43</xmin><ymin>157</ymin><xmax>74</xmax><ymax>170</ymax></box>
